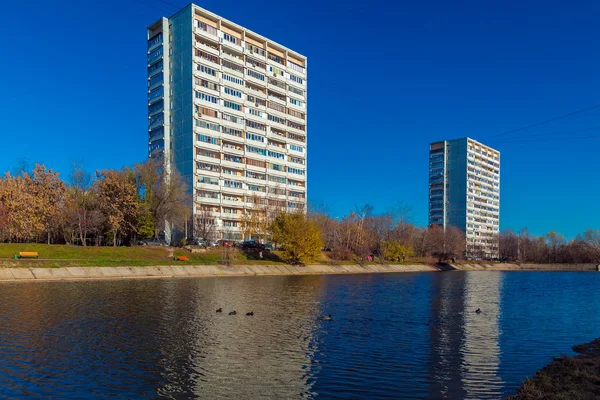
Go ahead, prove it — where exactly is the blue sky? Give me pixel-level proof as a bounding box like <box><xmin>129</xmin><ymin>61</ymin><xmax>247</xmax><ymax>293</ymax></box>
<box><xmin>1</xmin><ymin>0</ymin><xmax>599</xmax><ymax>238</ymax></box>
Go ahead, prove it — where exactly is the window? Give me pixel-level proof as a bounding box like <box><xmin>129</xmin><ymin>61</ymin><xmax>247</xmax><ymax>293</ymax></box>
<box><xmin>269</xmin><ymin>163</ymin><xmax>285</xmax><ymax>171</ymax></box>
<box><xmin>268</xmin><ymin>78</ymin><xmax>286</xmax><ymax>90</ymax></box>
<box><xmin>149</xmin><ymin>86</ymin><xmax>163</xmax><ymax>101</ymax></box>
<box><xmin>289</xmin><ymin>74</ymin><xmax>304</xmax><ymax>84</ymax></box>
<box><xmin>223</xmin><ymin>207</ymin><xmax>241</xmax><ymax>214</ymax></box>
<box><xmin>197</xmin><ymin>64</ymin><xmax>217</xmax><ymax>77</ymax></box>
<box><xmin>196</xmin><ymin>50</ymin><xmax>219</xmax><ymax>64</ymax></box>
<box><xmin>148</xmin><ymin>100</ymin><xmax>164</xmax><ymax>115</ymax></box>
<box><xmin>248</xmin><ymin>108</ymin><xmax>264</xmax><ymax>118</ymax></box>
<box><xmin>268</xmin><ymin>114</ymin><xmax>286</xmax><ymax>125</ymax></box>
<box><xmin>288</xmin><ymin>167</ymin><xmax>305</xmax><ymax>175</ymax></box>
<box><xmin>223</xmin><ymin>220</ymin><xmax>239</xmax><ymax>227</ymax></box>
<box><xmin>224</xmin><ymin>87</ymin><xmax>242</xmax><ymax>98</ymax></box>
<box><xmin>223</xmin><ymin>153</ymin><xmax>243</xmax><ymax>163</ymax></box>
<box><xmin>195</xmin><ymin>119</ymin><xmax>220</xmax><ymax>132</ymax></box>
<box><xmin>195</xmin><ymin>20</ymin><xmax>218</xmax><ymax>35</ymax></box>
<box><xmin>223</xmin><ymin>168</ymin><xmax>242</xmax><ymax>176</ymax></box>
<box><xmin>287</xmin><ymin>120</ymin><xmax>305</xmax><ymax>131</ymax></box>
<box><xmin>246</xmin><ymin>45</ymin><xmax>265</xmax><ymax>57</ymax></box>
<box><xmin>222</xmin><ymin>73</ymin><xmax>244</xmax><ymax>86</ymax></box>
<box><xmin>197</xmin><ymin>149</ymin><xmax>220</xmax><ymax>159</ymax></box>
<box><xmin>198</xmin><ymin>191</ymin><xmax>219</xmax><ymax>199</ymax></box>
<box><xmin>287</xmin><ymin>85</ymin><xmax>304</xmax><ymax>96</ymax></box>
<box><xmin>148</xmin><ymin>73</ymin><xmax>163</xmax><ymax>88</ymax></box>
<box><xmin>195</xmin><ymin>91</ymin><xmax>218</xmax><ymax>104</ymax></box>
<box><xmin>247</xmin><ymin>94</ymin><xmax>267</xmax><ymax>106</ymax></box>
<box><xmin>247</xmin><ymin>69</ymin><xmax>265</xmax><ymax>82</ymax></box>
<box><xmin>222</xmin><ymin>113</ymin><xmax>244</xmax><ymax>124</ymax></box>
<box><xmin>198</xmin><ymin>134</ymin><xmax>218</xmax><ymax>145</ymax></box>
<box><xmin>246</xmin><ymin>145</ymin><xmax>266</xmax><ymax>156</ymax></box>
<box><xmin>270</xmin><ymin>66</ymin><xmax>284</xmax><ymax>76</ymax></box>
<box><xmin>197</xmin><ymin>162</ymin><xmax>220</xmax><ymax>172</ymax></box>
<box><xmin>223</xmin><ymin>194</ymin><xmax>242</xmax><ymax>202</ymax></box>
<box><xmin>268</xmin><ymin>175</ymin><xmax>286</xmax><ymax>184</ymax></box>
<box><xmin>287</xmin><ymin>108</ymin><xmax>305</xmax><ymax>119</ymax></box>
<box><xmin>148</xmin><ymin>47</ymin><xmax>163</xmax><ymax>63</ymax></box>
<box><xmin>268</xmin><ymin>102</ymin><xmax>286</xmax><ymax>113</ymax></box>
<box><xmin>149</xmin><ymin>113</ymin><xmax>164</xmax><ymax>126</ymax></box>
<box><xmin>223</xmin><ymin>141</ymin><xmax>242</xmax><ymax>151</ymax></box>
<box><xmin>246</xmin><ymin>119</ymin><xmax>266</xmax><ymax>131</ymax></box>
<box><xmin>246</xmin><ymin>158</ymin><xmax>266</xmax><ymax>168</ymax></box>
<box><xmin>246</xmin><ymin>132</ymin><xmax>265</xmax><ymax>142</ymax></box>
<box><xmin>198</xmin><ymin>176</ymin><xmax>219</xmax><ymax>185</ymax></box>
<box><xmin>267</xmin><ymin>150</ymin><xmax>285</xmax><ymax>160</ymax></box>
<box><xmin>223</xmin><ymin>100</ymin><xmax>242</xmax><ymax>111</ymax></box>
<box><xmin>148</xmin><ymin>33</ymin><xmax>163</xmax><ymax>49</ymax></box>
<box><xmin>222</xmin><ymin>126</ymin><xmax>243</xmax><ymax>138</ymax></box>
<box><xmin>196</xmin><ymin>105</ymin><xmax>218</xmax><ymax>118</ymax></box>
<box><xmin>267</xmin><ymin>52</ymin><xmax>285</xmax><ymax>64</ymax></box>
<box><xmin>196</xmin><ymin>78</ymin><xmax>219</xmax><ymax>91</ymax></box>
<box><xmin>288</xmin><ymin>179</ymin><xmax>304</xmax><ymax>187</ymax></box>
<box><xmin>289</xmin><ymin>144</ymin><xmax>304</xmax><ymax>153</ymax></box>
<box><xmin>246</xmin><ymin>171</ymin><xmax>266</xmax><ymax>180</ymax></box>
<box><xmin>247</xmin><ymin>184</ymin><xmax>266</xmax><ymax>192</ymax></box>
<box><xmin>222</xmin><ymin>32</ymin><xmax>239</xmax><ymax>44</ymax></box>
<box><xmin>289</xmin><ymin>97</ymin><xmax>305</xmax><ymax>108</ymax></box>
<box><xmin>268</xmin><ymin>140</ymin><xmax>285</xmax><ymax>149</ymax></box>
<box><xmin>288</xmin><ymin>132</ymin><xmax>306</xmax><ymax>142</ymax></box>
<box><xmin>222</xmin><ymin>59</ymin><xmax>244</xmax><ymax>73</ymax></box>
<box><xmin>288</xmin><ymin>60</ymin><xmax>304</xmax><ymax>73</ymax></box>
<box><xmin>289</xmin><ymin>156</ymin><xmax>305</xmax><ymax>165</ymax></box>
<box><xmin>223</xmin><ymin>180</ymin><xmax>243</xmax><ymax>189</ymax></box>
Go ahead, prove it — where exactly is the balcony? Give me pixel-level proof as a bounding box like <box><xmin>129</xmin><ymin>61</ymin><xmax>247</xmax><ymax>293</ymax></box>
<box><xmin>221</xmin><ymin>51</ymin><xmax>244</xmax><ymax>66</ymax></box>
<box><xmin>222</xmin><ymin>198</ymin><xmax>244</xmax><ymax>206</ymax></box>
<box><xmin>194</xmin><ymin>124</ymin><xmax>220</xmax><ymax>137</ymax></box>
<box><xmin>285</xmin><ymin>111</ymin><xmax>305</xmax><ymax>125</ymax></box>
<box><xmin>286</xmin><ymin>123</ymin><xmax>306</xmax><ymax>135</ymax></box>
<box><xmin>194</xmin><ymin>56</ymin><xmax>220</xmax><ymax>72</ymax></box>
<box><xmin>195</xmin><ymin>141</ymin><xmax>221</xmax><ymax>152</ymax></box>
<box><xmin>194</xmin><ymin>24</ymin><xmax>219</xmax><ymax>42</ymax></box>
<box><xmin>148</xmin><ymin>119</ymin><xmax>163</xmax><ymax>131</ymax></box>
<box><xmin>221</xmin><ymin>158</ymin><xmax>244</xmax><ymax>169</ymax></box>
<box><xmin>196</xmin><ymin>168</ymin><xmax>220</xmax><ymax>177</ymax></box>
<box><xmin>196</xmin><ymin>154</ymin><xmax>221</xmax><ymax>164</ymax></box>
<box><xmin>220</xmin><ymin>37</ymin><xmax>243</xmax><ymax>53</ymax></box>
<box><xmin>286</xmin><ymin>77</ymin><xmax>305</xmax><ymax>90</ymax></box>
<box><xmin>195</xmin><ymin>41</ymin><xmax>219</xmax><ymax>57</ymax></box>
<box><xmin>195</xmin><ymin>196</ymin><xmax>220</xmax><ymax>205</ymax></box>
<box><xmin>222</xmin><ymin>144</ymin><xmax>244</xmax><ymax>155</ymax></box>
<box><xmin>245</xmin><ymin>45</ymin><xmax>267</xmax><ymax>61</ymax></box>
<box><xmin>221</xmin><ymin>185</ymin><xmax>245</xmax><ymax>196</ymax></box>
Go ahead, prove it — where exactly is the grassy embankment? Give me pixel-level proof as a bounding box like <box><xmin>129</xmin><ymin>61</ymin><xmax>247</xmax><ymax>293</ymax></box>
<box><xmin>0</xmin><ymin>244</ymin><xmax>288</xmax><ymax>268</ymax></box>
<box><xmin>0</xmin><ymin>244</ymin><xmax>428</xmax><ymax>268</ymax></box>
<box><xmin>508</xmin><ymin>338</ymin><xmax>600</xmax><ymax>400</ymax></box>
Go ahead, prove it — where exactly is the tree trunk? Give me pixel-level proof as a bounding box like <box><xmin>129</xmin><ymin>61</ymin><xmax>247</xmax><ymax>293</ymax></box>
<box><xmin>113</xmin><ymin>228</ymin><xmax>117</xmax><ymax>247</ymax></box>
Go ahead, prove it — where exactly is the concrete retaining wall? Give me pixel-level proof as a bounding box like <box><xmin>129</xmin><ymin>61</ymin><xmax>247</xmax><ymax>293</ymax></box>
<box><xmin>0</xmin><ymin>264</ymin><xmax>438</xmax><ymax>282</ymax></box>
<box><xmin>0</xmin><ymin>263</ymin><xmax>596</xmax><ymax>282</ymax></box>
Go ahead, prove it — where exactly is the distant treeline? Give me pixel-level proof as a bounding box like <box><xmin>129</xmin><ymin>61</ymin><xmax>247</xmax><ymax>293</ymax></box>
<box><xmin>309</xmin><ymin>204</ymin><xmax>600</xmax><ymax>264</ymax></box>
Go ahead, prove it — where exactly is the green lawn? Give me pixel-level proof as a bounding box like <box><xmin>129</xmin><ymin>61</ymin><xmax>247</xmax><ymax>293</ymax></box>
<box><xmin>0</xmin><ymin>244</ymin><xmax>289</xmax><ymax>267</ymax></box>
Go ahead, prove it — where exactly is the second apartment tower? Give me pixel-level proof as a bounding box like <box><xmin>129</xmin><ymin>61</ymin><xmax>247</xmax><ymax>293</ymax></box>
<box><xmin>147</xmin><ymin>4</ymin><xmax>307</xmax><ymax>241</ymax></box>
<box><xmin>428</xmin><ymin>138</ymin><xmax>500</xmax><ymax>258</ymax></box>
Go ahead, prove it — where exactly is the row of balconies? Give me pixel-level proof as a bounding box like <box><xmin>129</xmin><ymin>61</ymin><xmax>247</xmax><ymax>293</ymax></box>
<box><xmin>194</xmin><ymin>28</ymin><xmax>306</xmax><ymax>78</ymax></box>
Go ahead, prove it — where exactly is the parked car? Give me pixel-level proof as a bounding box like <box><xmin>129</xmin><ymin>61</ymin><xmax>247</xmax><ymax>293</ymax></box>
<box><xmin>139</xmin><ymin>238</ymin><xmax>168</xmax><ymax>246</ymax></box>
<box><xmin>217</xmin><ymin>239</ymin><xmax>234</xmax><ymax>247</ymax></box>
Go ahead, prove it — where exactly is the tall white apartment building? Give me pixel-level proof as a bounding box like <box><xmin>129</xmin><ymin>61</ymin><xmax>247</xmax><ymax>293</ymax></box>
<box><xmin>428</xmin><ymin>138</ymin><xmax>500</xmax><ymax>258</ymax></box>
<box><xmin>147</xmin><ymin>4</ymin><xmax>307</xmax><ymax>241</ymax></box>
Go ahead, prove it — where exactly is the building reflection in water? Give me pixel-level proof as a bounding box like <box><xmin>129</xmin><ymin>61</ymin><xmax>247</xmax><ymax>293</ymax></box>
<box><xmin>428</xmin><ymin>271</ymin><xmax>504</xmax><ymax>399</ymax></box>
<box><xmin>153</xmin><ymin>275</ymin><xmax>325</xmax><ymax>399</ymax></box>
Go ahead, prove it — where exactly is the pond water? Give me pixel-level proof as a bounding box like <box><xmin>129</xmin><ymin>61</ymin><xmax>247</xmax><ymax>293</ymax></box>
<box><xmin>0</xmin><ymin>271</ymin><xmax>598</xmax><ymax>399</ymax></box>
